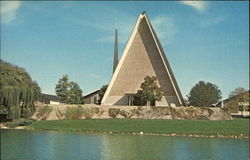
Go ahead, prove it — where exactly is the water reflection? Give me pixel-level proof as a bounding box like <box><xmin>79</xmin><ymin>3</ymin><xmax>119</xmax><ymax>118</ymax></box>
<box><xmin>1</xmin><ymin>130</ymin><xmax>249</xmax><ymax>160</ymax></box>
<box><xmin>100</xmin><ymin>134</ymin><xmax>249</xmax><ymax>160</ymax></box>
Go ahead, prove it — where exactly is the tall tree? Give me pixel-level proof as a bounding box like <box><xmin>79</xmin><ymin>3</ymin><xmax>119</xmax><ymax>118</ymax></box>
<box><xmin>0</xmin><ymin>61</ymin><xmax>41</xmax><ymax>120</ymax></box>
<box><xmin>188</xmin><ymin>81</ymin><xmax>222</xmax><ymax>107</ymax></box>
<box><xmin>98</xmin><ymin>85</ymin><xmax>108</xmax><ymax>104</ymax></box>
<box><xmin>136</xmin><ymin>76</ymin><xmax>163</xmax><ymax>106</ymax></box>
<box><xmin>68</xmin><ymin>82</ymin><xmax>83</xmax><ymax>104</ymax></box>
<box><xmin>55</xmin><ymin>75</ymin><xmax>70</xmax><ymax>103</ymax></box>
<box><xmin>228</xmin><ymin>87</ymin><xmax>247</xmax><ymax>98</ymax></box>
<box><xmin>55</xmin><ymin>75</ymin><xmax>83</xmax><ymax>104</ymax></box>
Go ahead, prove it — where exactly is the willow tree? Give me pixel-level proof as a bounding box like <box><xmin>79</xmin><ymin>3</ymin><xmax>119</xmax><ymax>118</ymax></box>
<box><xmin>0</xmin><ymin>61</ymin><xmax>41</xmax><ymax>120</ymax></box>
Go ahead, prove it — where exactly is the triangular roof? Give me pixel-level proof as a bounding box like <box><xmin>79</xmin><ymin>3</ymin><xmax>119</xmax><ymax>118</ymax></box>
<box><xmin>102</xmin><ymin>12</ymin><xmax>185</xmax><ymax>106</ymax></box>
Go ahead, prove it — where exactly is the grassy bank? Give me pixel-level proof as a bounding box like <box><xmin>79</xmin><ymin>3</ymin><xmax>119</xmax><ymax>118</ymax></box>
<box><xmin>28</xmin><ymin>118</ymin><xmax>249</xmax><ymax>137</ymax></box>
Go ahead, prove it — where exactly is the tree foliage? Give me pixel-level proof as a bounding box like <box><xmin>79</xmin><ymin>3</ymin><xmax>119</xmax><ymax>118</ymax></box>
<box><xmin>188</xmin><ymin>81</ymin><xmax>222</xmax><ymax>107</ymax></box>
<box><xmin>98</xmin><ymin>85</ymin><xmax>108</xmax><ymax>104</ymax></box>
<box><xmin>136</xmin><ymin>76</ymin><xmax>163</xmax><ymax>106</ymax></box>
<box><xmin>0</xmin><ymin>60</ymin><xmax>41</xmax><ymax>120</ymax></box>
<box><xmin>228</xmin><ymin>87</ymin><xmax>247</xmax><ymax>98</ymax></box>
<box><xmin>55</xmin><ymin>75</ymin><xmax>83</xmax><ymax>104</ymax></box>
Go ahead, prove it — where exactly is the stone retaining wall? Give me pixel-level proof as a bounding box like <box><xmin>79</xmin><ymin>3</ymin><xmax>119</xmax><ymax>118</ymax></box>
<box><xmin>32</xmin><ymin>104</ymin><xmax>232</xmax><ymax>120</ymax></box>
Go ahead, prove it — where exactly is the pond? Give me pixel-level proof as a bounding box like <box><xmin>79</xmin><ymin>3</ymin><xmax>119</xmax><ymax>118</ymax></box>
<box><xmin>1</xmin><ymin>129</ymin><xmax>249</xmax><ymax>160</ymax></box>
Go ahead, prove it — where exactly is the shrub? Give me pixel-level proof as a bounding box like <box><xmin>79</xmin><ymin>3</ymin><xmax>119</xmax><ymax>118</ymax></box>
<box><xmin>5</xmin><ymin>118</ymin><xmax>34</xmax><ymax>128</ymax></box>
<box><xmin>83</xmin><ymin>108</ymin><xmax>93</xmax><ymax>119</ymax></box>
<box><xmin>65</xmin><ymin>106</ymin><xmax>84</xmax><ymax>119</ymax></box>
<box><xmin>174</xmin><ymin>108</ymin><xmax>186</xmax><ymax>118</ymax></box>
<box><xmin>207</xmin><ymin>108</ymin><xmax>214</xmax><ymax>117</ymax></box>
<box><xmin>185</xmin><ymin>107</ymin><xmax>196</xmax><ymax>119</ymax></box>
<box><xmin>56</xmin><ymin>109</ymin><xmax>65</xmax><ymax>120</ymax></box>
<box><xmin>130</xmin><ymin>106</ymin><xmax>144</xmax><ymax>117</ymax></box>
<box><xmin>37</xmin><ymin>105</ymin><xmax>52</xmax><ymax>120</ymax></box>
<box><xmin>151</xmin><ymin>107</ymin><xmax>171</xmax><ymax>116</ymax></box>
<box><xmin>91</xmin><ymin>108</ymin><xmax>104</xmax><ymax>116</ymax></box>
<box><xmin>108</xmin><ymin>108</ymin><xmax>120</xmax><ymax>118</ymax></box>
<box><xmin>197</xmin><ymin>115</ymin><xmax>209</xmax><ymax>120</ymax></box>
<box><xmin>119</xmin><ymin>110</ymin><xmax>133</xmax><ymax>118</ymax></box>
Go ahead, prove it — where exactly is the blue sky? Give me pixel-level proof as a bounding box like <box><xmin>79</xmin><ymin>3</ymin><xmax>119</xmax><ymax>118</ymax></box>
<box><xmin>1</xmin><ymin>1</ymin><xmax>249</xmax><ymax>100</ymax></box>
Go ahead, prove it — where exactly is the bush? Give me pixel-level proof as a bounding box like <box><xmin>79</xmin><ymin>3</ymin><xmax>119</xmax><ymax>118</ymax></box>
<box><xmin>56</xmin><ymin>109</ymin><xmax>65</xmax><ymax>120</ymax></box>
<box><xmin>185</xmin><ymin>107</ymin><xmax>196</xmax><ymax>119</ymax></box>
<box><xmin>91</xmin><ymin>108</ymin><xmax>104</xmax><ymax>116</ymax></box>
<box><xmin>108</xmin><ymin>108</ymin><xmax>120</xmax><ymax>118</ymax></box>
<box><xmin>37</xmin><ymin>105</ymin><xmax>52</xmax><ymax>120</ymax></box>
<box><xmin>130</xmin><ymin>106</ymin><xmax>144</xmax><ymax>117</ymax></box>
<box><xmin>207</xmin><ymin>108</ymin><xmax>214</xmax><ymax>117</ymax></box>
<box><xmin>119</xmin><ymin>110</ymin><xmax>133</xmax><ymax>118</ymax></box>
<box><xmin>82</xmin><ymin>108</ymin><xmax>93</xmax><ymax>119</ymax></box>
<box><xmin>197</xmin><ymin>115</ymin><xmax>209</xmax><ymax>120</ymax></box>
<box><xmin>65</xmin><ymin>106</ymin><xmax>84</xmax><ymax>119</ymax></box>
<box><xmin>5</xmin><ymin>118</ymin><xmax>35</xmax><ymax>128</ymax></box>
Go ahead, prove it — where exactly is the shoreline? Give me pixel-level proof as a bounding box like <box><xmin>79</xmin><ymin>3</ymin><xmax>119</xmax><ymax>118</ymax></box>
<box><xmin>1</xmin><ymin>126</ymin><xmax>248</xmax><ymax>139</ymax></box>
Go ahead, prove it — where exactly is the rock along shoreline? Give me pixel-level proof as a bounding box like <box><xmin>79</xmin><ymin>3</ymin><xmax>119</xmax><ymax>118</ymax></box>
<box><xmin>2</xmin><ymin>126</ymin><xmax>247</xmax><ymax>139</ymax></box>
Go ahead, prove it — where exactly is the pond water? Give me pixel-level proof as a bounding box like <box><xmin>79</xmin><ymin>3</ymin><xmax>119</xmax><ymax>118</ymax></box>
<box><xmin>1</xmin><ymin>129</ymin><xmax>249</xmax><ymax>160</ymax></box>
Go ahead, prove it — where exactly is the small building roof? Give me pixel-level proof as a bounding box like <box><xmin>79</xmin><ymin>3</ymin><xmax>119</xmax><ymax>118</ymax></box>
<box><xmin>40</xmin><ymin>93</ymin><xmax>61</xmax><ymax>102</ymax></box>
<box><xmin>216</xmin><ymin>90</ymin><xmax>249</xmax><ymax>106</ymax></box>
<box><xmin>83</xmin><ymin>89</ymin><xmax>100</xmax><ymax>99</ymax></box>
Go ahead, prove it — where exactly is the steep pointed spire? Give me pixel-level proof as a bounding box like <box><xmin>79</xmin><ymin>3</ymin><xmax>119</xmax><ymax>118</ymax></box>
<box><xmin>113</xmin><ymin>29</ymin><xmax>118</xmax><ymax>73</ymax></box>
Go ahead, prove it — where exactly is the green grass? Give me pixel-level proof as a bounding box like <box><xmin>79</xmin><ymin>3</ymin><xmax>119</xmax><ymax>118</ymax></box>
<box><xmin>28</xmin><ymin>118</ymin><xmax>249</xmax><ymax>136</ymax></box>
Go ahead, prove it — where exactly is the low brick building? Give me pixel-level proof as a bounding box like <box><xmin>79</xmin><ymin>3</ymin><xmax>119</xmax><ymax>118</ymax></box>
<box><xmin>216</xmin><ymin>90</ymin><xmax>249</xmax><ymax>116</ymax></box>
<box><xmin>83</xmin><ymin>90</ymin><xmax>100</xmax><ymax>105</ymax></box>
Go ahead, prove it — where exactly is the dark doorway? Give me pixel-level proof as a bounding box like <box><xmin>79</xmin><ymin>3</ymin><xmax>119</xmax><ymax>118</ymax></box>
<box><xmin>150</xmin><ymin>101</ymin><xmax>156</xmax><ymax>106</ymax></box>
<box><xmin>133</xmin><ymin>96</ymin><xmax>147</xmax><ymax>106</ymax></box>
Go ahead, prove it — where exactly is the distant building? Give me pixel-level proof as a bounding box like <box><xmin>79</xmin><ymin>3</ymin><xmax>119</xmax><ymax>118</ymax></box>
<box><xmin>216</xmin><ymin>90</ymin><xmax>249</xmax><ymax>116</ymax></box>
<box><xmin>38</xmin><ymin>93</ymin><xmax>61</xmax><ymax>105</ymax></box>
<box><xmin>83</xmin><ymin>90</ymin><xmax>100</xmax><ymax>105</ymax></box>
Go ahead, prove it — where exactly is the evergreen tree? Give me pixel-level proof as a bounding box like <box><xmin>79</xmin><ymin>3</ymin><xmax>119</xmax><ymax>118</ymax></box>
<box><xmin>98</xmin><ymin>85</ymin><xmax>108</xmax><ymax>104</ymax></box>
<box><xmin>136</xmin><ymin>76</ymin><xmax>163</xmax><ymax>106</ymax></box>
<box><xmin>55</xmin><ymin>75</ymin><xmax>70</xmax><ymax>103</ymax></box>
<box><xmin>68</xmin><ymin>82</ymin><xmax>83</xmax><ymax>104</ymax></box>
<box><xmin>55</xmin><ymin>75</ymin><xmax>83</xmax><ymax>104</ymax></box>
<box><xmin>188</xmin><ymin>81</ymin><xmax>222</xmax><ymax>107</ymax></box>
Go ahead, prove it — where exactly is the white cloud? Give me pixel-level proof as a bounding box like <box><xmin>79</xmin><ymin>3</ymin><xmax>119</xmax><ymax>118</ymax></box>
<box><xmin>96</xmin><ymin>36</ymin><xmax>114</xmax><ymax>43</ymax></box>
<box><xmin>87</xmin><ymin>74</ymin><xmax>100</xmax><ymax>79</ymax></box>
<box><xmin>69</xmin><ymin>6</ymin><xmax>135</xmax><ymax>44</ymax></box>
<box><xmin>200</xmin><ymin>16</ymin><xmax>227</xmax><ymax>27</ymax></box>
<box><xmin>151</xmin><ymin>15</ymin><xmax>177</xmax><ymax>45</ymax></box>
<box><xmin>0</xmin><ymin>1</ymin><xmax>21</xmax><ymax>24</ymax></box>
<box><xmin>93</xmin><ymin>19</ymin><xmax>134</xmax><ymax>44</ymax></box>
<box><xmin>180</xmin><ymin>1</ymin><xmax>207</xmax><ymax>12</ymax></box>
<box><xmin>69</xmin><ymin>5</ymin><xmax>176</xmax><ymax>45</ymax></box>
<box><xmin>95</xmin><ymin>15</ymin><xmax>177</xmax><ymax>45</ymax></box>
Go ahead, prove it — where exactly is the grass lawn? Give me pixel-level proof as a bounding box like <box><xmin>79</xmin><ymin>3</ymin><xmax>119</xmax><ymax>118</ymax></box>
<box><xmin>28</xmin><ymin>118</ymin><xmax>249</xmax><ymax>136</ymax></box>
